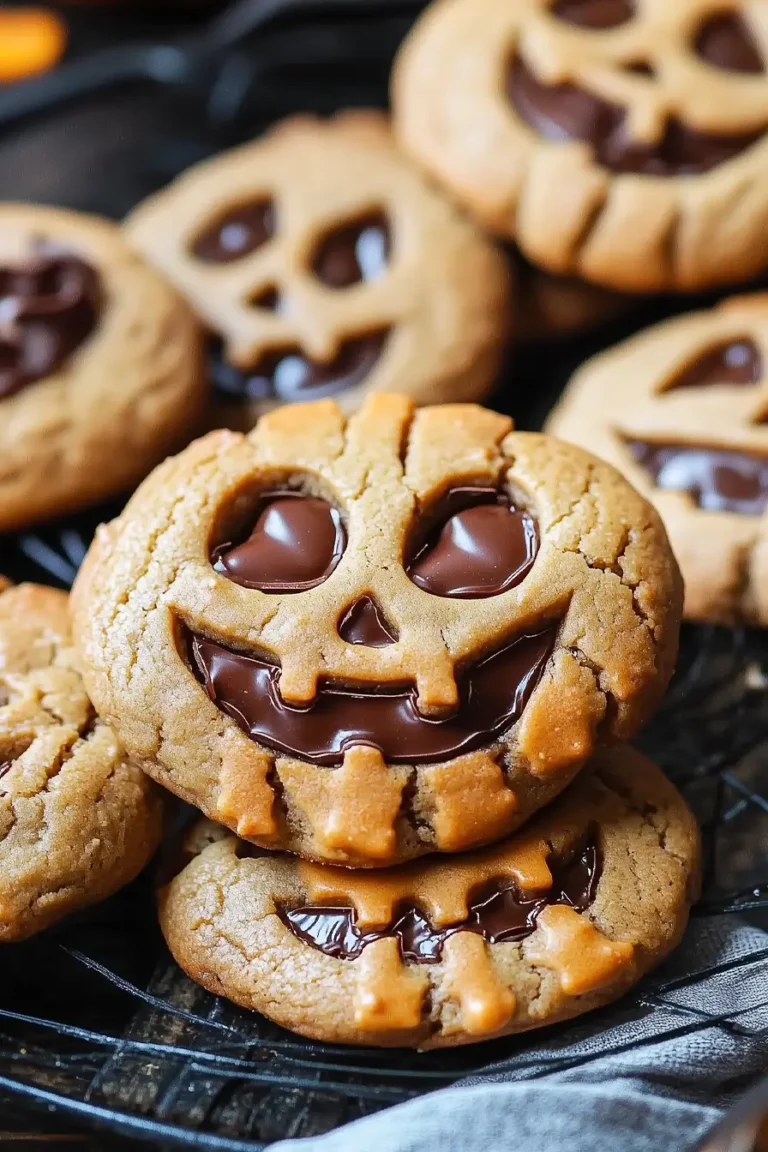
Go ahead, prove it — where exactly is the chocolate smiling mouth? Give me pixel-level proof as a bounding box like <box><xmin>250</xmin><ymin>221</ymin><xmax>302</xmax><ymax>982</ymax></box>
<box><xmin>209</xmin><ymin>330</ymin><xmax>388</xmax><ymax>405</ymax></box>
<box><xmin>627</xmin><ymin>439</ymin><xmax>768</xmax><ymax>516</ymax></box>
<box><xmin>187</xmin><ymin>627</ymin><xmax>556</xmax><ymax>767</ymax></box>
<box><xmin>279</xmin><ymin>837</ymin><xmax>600</xmax><ymax>963</ymax></box>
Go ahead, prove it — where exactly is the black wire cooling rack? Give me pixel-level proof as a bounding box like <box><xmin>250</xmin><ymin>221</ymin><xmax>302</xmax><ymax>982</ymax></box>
<box><xmin>0</xmin><ymin>1</ymin><xmax>767</xmax><ymax>1147</ymax></box>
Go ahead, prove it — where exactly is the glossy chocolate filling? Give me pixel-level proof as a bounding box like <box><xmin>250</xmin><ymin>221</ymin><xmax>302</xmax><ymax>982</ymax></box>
<box><xmin>338</xmin><ymin>595</ymin><xmax>398</xmax><ymax>647</ymax></box>
<box><xmin>188</xmin><ymin>625</ymin><xmax>556</xmax><ymax>766</ymax></box>
<box><xmin>507</xmin><ymin>56</ymin><xmax>763</xmax><ymax>175</ymax></box>
<box><xmin>627</xmin><ymin>440</ymin><xmax>768</xmax><ymax>515</ymax></box>
<box><xmin>695</xmin><ymin>12</ymin><xmax>763</xmax><ymax>74</ymax></box>
<box><xmin>312</xmin><ymin>212</ymin><xmax>390</xmax><ymax>288</ymax></box>
<box><xmin>279</xmin><ymin>837</ymin><xmax>600</xmax><ymax>963</ymax></box>
<box><xmin>0</xmin><ymin>762</ymin><xmax>11</xmax><ymax>782</ymax></box>
<box><xmin>191</xmin><ymin>199</ymin><xmax>275</xmax><ymax>263</ymax></box>
<box><xmin>666</xmin><ymin>338</ymin><xmax>762</xmax><ymax>390</ymax></box>
<box><xmin>209</xmin><ymin>330</ymin><xmax>387</xmax><ymax>405</ymax></box>
<box><xmin>0</xmin><ymin>251</ymin><xmax>100</xmax><ymax>399</ymax></box>
<box><xmin>407</xmin><ymin>487</ymin><xmax>538</xmax><ymax>598</ymax></box>
<box><xmin>552</xmin><ymin>0</ymin><xmax>634</xmax><ymax>29</ymax></box>
<box><xmin>213</xmin><ymin>492</ymin><xmax>346</xmax><ymax>592</ymax></box>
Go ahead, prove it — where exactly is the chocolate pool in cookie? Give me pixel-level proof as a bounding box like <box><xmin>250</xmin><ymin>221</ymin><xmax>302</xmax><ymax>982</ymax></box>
<box><xmin>125</xmin><ymin>112</ymin><xmax>512</xmax><ymax>430</ymax></box>
<box><xmin>547</xmin><ymin>294</ymin><xmax>768</xmax><ymax>625</ymax></box>
<box><xmin>393</xmin><ymin>0</ymin><xmax>768</xmax><ymax>293</ymax></box>
<box><xmin>158</xmin><ymin>747</ymin><xmax>701</xmax><ymax>1047</ymax></box>
<box><xmin>73</xmin><ymin>395</ymin><xmax>681</xmax><ymax>867</ymax></box>
<box><xmin>0</xmin><ymin>204</ymin><xmax>205</xmax><ymax>532</ymax></box>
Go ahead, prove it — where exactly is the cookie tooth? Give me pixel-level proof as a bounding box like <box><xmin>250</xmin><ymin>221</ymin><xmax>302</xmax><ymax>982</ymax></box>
<box><xmin>422</xmin><ymin>750</ymin><xmax>519</xmax><ymax>851</ymax></box>
<box><xmin>517</xmin><ymin>648</ymin><xmax>607</xmax><ymax>779</ymax></box>
<box><xmin>440</xmin><ymin>933</ymin><xmax>515</xmax><ymax>1036</ymax></box>
<box><xmin>216</xmin><ymin>731</ymin><xmax>277</xmax><ymax>840</ymax></box>
<box><xmin>352</xmin><ymin>936</ymin><xmax>429</xmax><ymax>1033</ymax></box>
<box><xmin>527</xmin><ymin>905</ymin><xmax>635</xmax><ymax>996</ymax></box>
<box><xmin>278</xmin><ymin>746</ymin><xmax>409</xmax><ymax>861</ymax></box>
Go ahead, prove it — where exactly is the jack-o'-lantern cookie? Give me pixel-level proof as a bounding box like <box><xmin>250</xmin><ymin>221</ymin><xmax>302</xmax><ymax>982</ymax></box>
<box><xmin>72</xmin><ymin>395</ymin><xmax>681</xmax><ymax>867</ymax></box>
<box><xmin>158</xmin><ymin>746</ymin><xmax>700</xmax><ymax>1048</ymax></box>
<box><xmin>125</xmin><ymin>112</ymin><xmax>512</xmax><ymax>430</ymax></box>
<box><xmin>0</xmin><ymin>581</ymin><xmax>164</xmax><ymax>941</ymax></box>
<box><xmin>548</xmin><ymin>294</ymin><xmax>768</xmax><ymax>625</ymax></box>
<box><xmin>393</xmin><ymin>0</ymin><xmax>768</xmax><ymax>293</ymax></box>
<box><xmin>0</xmin><ymin>204</ymin><xmax>205</xmax><ymax>532</ymax></box>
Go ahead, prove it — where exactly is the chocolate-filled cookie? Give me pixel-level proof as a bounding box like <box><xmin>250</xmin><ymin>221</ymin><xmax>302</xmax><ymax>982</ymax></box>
<box><xmin>0</xmin><ymin>581</ymin><xmax>164</xmax><ymax>941</ymax></box>
<box><xmin>0</xmin><ymin>203</ymin><xmax>205</xmax><ymax>531</ymax></box>
<box><xmin>73</xmin><ymin>395</ymin><xmax>681</xmax><ymax>866</ymax></box>
<box><xmin>158</xmin><ymin>746</ymin><xmax>700</xmax><ymax>1048</ymax></box>
<box><xmin>393</xmin><ymin>0</ymin><xmax>768</xmax><ymax>293</ymax></box>
<box><xmin>125</xmin><ymin>112</ymin><xmax>512</xmax><ymax>430</ymax></box>
<box><xmin>547</xmin><ymin>294</ymin><xmax>768</xmax><ymax>625</ymax></box>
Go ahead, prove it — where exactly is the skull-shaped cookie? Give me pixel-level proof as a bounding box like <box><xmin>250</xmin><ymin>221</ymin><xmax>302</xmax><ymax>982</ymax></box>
<box><xmin>73</xmin><ymin>395</ymin><xmax>681</xmax><ymax>866</ymax></box>
<box><xmin>125</xmin><ymin>112</ymin><xmax>512</xmax><ymax>430</ymax></box>
<box><xmin>0</xmin><ymin>581</ymin><xmax>164</xmax><ymax>941</ymax></box>
<box><xmin>158</xmin><ymin>747</ymin><xmax>700</xmax><ymax>1047</ymax></box>
<box><xmin>548</xmin><ymin>294</ymin><xmax>768</xmax><ymax>625</ymax></box>
<box><xmin>393</xmin><ymin>0</ymin><xmax>768</xmax><ymax>293</ymax></box>
<box><xmin>0</xmin><ymin>204</ymin><xmax>205</xmax><ymax>531</ymax></box>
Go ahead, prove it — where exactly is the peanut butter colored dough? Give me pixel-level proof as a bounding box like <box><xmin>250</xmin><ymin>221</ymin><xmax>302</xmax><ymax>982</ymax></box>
<box><xmin>0</xmin><ymin>582</ymin><xmax>164</xmax><ymax>941</ymax></box>
<box><xmin>158</xmin><ymin>747</ymin><xmax>701</xmax><ymax>1048</ymax></box>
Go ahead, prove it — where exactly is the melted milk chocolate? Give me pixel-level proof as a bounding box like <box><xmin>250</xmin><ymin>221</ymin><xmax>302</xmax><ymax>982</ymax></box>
<box><xmin>695</xmin><ymin>12</ymin><xmax>764</xmax><ymax>74</ymax></box>
<box><xmin>552</xmin><ymin>0</ymin><xmax>634</xmax><ymax>29</ymax></box>
<box><xmin>0</xmin><ymin>252</ymin><xmax>100</xmax><ymax>399</ymax></box>
<box><xmin>213</xmin><ymin>492</ymin><xmax>346</xmax><ymax>592</ymax></box>
<box><xmin>507</xmin><ymin>56</ymin><xmax>763</xmax><ymax>175</ymax></box>
<box><xmin>407</xmin><ymin>488</ymin><xmax>538</xmax><ymax>598</ymax></box>
<box><xmin>280</xmin><ymin>839</ymin><xmax>600</xmax><ymax>963</ymax></box>
<box><xmin>665</xmin><ymin>338</ymin><xmax>762</xmax><ymax>390</ymax></box>
<box><xmin>312</xmin><ymin>213</ymin><xmax>390</xmax><ymax>288</ymax></box>
<box><xmin>338</xmin><ymin>596</ymin><xmax>397</xmax><ymax>647</ymax></box>
<box><xmin>628</xmin><ymin>440</ymin><xmax>768</xmax><ymax>515</ymax></box>
<box><xmin>192</xmin><ymin>200</ymin><xmax>274</xmax><ymax>263</ymax></box>
<box><xmin>189</xmin><ymin>626</ymin><xmax>555</xmax><ymax>766</ymax></box>
<box><xmin>209</xmin><ymin>331</ymin><xmax>387</xmax><ymax>405</ymax></box>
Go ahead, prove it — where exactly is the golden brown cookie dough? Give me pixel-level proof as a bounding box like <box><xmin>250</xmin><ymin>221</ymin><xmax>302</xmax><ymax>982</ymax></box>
<box><xmin>0</xmin><ymin>203</ymin><xmax>206</xmax><ymax>531</ymax></box>
<box><xmin>392</xmin><ymin>0</ymin><xmax>768</xmax><ymax>294</ymax></box>
<box><xmin>73</xmin><ymin>394</ymin><xmax>681</xmax><ymax>867</ymax></box>
<box><xmin>547</xmin><ymin>294</ymin><xmax>768</xmax><ymax>625</ymax></box>
<box><xmin>0</xmin><ymin>581</ymin><xmax>164</xmax><ymax>941</ymax></box>
<box><xmin>159</xmin><ymin>746</ymin><xmax>700</xmax><ymax>1048</ymax></box>
<box><xmin>125</xmin><ymin>111</ymin><xmax>512</xmax><ymax>430</ymax></box>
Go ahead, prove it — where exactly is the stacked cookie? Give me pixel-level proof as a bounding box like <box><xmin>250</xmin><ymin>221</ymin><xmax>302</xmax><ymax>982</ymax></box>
<box><xmin>71</xmin><ymin>394</ymin><xmax>700</xmax><ymax>1047</ymax></box>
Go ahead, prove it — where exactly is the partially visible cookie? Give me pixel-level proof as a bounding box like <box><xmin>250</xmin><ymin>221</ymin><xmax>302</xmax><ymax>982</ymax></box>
<box><xmin>159</xmin><ymin>746</ymin><xmax>700</xmax><ymax>1048</ymax></box>
<box><xmin>0</xmin><ymin>581</ymin><xmax>164</xmax><ymax>941</ymax></box>
<box><xmin>547</xmin><ymin>294</ymin><xmax>768</xmax><ymax>625</ymax></box>
<box><xmin>73</xmin><ymin>394</ymin><xmax>681</xmax><ymax>867</ymax></box>
<box><xmin>0</xmin><ymin>203</ymin><xmax>205</xmax><ymax>531</ymax></box>
<box><xmin>513</xmin><ymin>252</ymin><xmax>630</xmax><ymax>341</ymax></box>
<box><xmin>393</xmin><ymin>0</ymin><xmax>768</xmax><ymax>293</ymax></box>
<box><xmin>125</xmin><ymin>111</ymin><xmax>512</xmax><ymax>430</ymax></box>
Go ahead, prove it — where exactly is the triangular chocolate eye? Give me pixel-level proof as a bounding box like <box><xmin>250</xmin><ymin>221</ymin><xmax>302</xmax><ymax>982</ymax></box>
<box><xmin>338</xmin><ymin>596</ymin><xmax>397</xmax><ymax>647</ymax></box>
<box><xmin>695</xmin><ymin>13</ymin><xmax>764</xmax><ymax>74</ymax></box>
<box><xmin>551</xmin><ymin>0</ymin><xmax>634</xmax><ymax>29</ymax></box>
<box><xmin>665</xmin><ymin>339</ymin><xmax>762</xmax><ymax>391</ymax></box>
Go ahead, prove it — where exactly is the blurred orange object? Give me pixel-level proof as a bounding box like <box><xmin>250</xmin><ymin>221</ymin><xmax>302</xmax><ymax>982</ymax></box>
<box><xmin>0</xmin><ymin>8</ymin><xmax>67</xmax><ymax>83</ymax></box>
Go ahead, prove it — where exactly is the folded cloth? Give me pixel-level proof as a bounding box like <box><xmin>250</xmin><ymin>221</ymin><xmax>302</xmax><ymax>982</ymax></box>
<box><xmin>272</xmin><ymin>916</ymin><xmax>768</xmax><ymax>1152</ymax></box>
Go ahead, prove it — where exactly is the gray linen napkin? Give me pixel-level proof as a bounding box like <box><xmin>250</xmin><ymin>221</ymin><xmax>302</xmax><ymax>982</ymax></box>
<box><xmin>272</xmin><ymin>916</ymin><xmax>768</xmax><ymax>1152</ymax></box>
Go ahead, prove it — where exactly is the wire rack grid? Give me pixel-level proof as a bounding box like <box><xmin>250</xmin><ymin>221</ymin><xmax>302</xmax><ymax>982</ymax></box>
<box><xmin>0</xmin><ymin>1</ymin><xmax>767</xmax><ymax>1146</ymax></box>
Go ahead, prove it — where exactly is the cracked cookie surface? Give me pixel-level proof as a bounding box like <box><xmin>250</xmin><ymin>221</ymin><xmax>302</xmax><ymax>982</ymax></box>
<box><xmin>159</xmin><ymin>746</ymin><xmax>700</xmax><ymax>1048</ymax></box>
<box><xmin>73</xmin><ymin>394</ymin><xmax>681</xmax><ymax>866</ymax></box>
<box><xmin>126</xmin><ymin>111</ymin><xmax>512</xmax><ymax>430</ymax></box>
<box><xmin>0</xmin><ymin>203</ymin><xmax>206</xmax><ymax>531</ymax></box>
<box><xmin>547</xmin><ymin>294</ymin><xmax>768</xmax><ymax>625</ymax></box>
<box><xmin>392</xmin><ymin>0</ymin><xmax>768</xmax><ymax>293</ymax></box>
<box><xmin>0</xmin><ymin>581</ymin><xmax>164</xmax><ymax>941</ymax></box>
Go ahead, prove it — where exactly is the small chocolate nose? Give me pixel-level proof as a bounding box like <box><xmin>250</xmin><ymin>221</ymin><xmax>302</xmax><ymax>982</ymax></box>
<box><xmin>338</xmin><ymin>596</ymin><xmax>397</xmax><ymax>647</ymax></box>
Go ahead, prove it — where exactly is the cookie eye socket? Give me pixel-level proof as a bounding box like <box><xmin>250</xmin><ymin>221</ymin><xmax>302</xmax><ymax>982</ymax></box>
<box><xmin>663</xmin><ymin>338</ymin><xmax>762</xmax><ymax>391</ymax></box>
<box><xmin>311</xmin><ymin>212</ymin><xmax>390</xmax><ymax>288</ymax></box>
<box><xmin>212</xmin><ymin>491</ymin><xmax>346</xmax><ymax>593</ymax></box>
<box><xmin>338</xmin><ymin>595</ymin><xmax>398</xmax><ymax>647</ymax></box>
<box><xmin>406</xmin><ymin>487</ymin><xmax>538</xmax><ymax>599</ymax></box>
<box><xmin>191</xmin><ymin>199</ymin><xmax>275</xmax><ymax>264</ymax></box>
<box><xmin>550</xmin><ymin>0</ymin><xmax>634</xmax><ymax>30</ymax></box>
<box><xmin>694</xmin><ymin>12</ymin><xmax>764</xmax><ymax>74</ymax></box>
